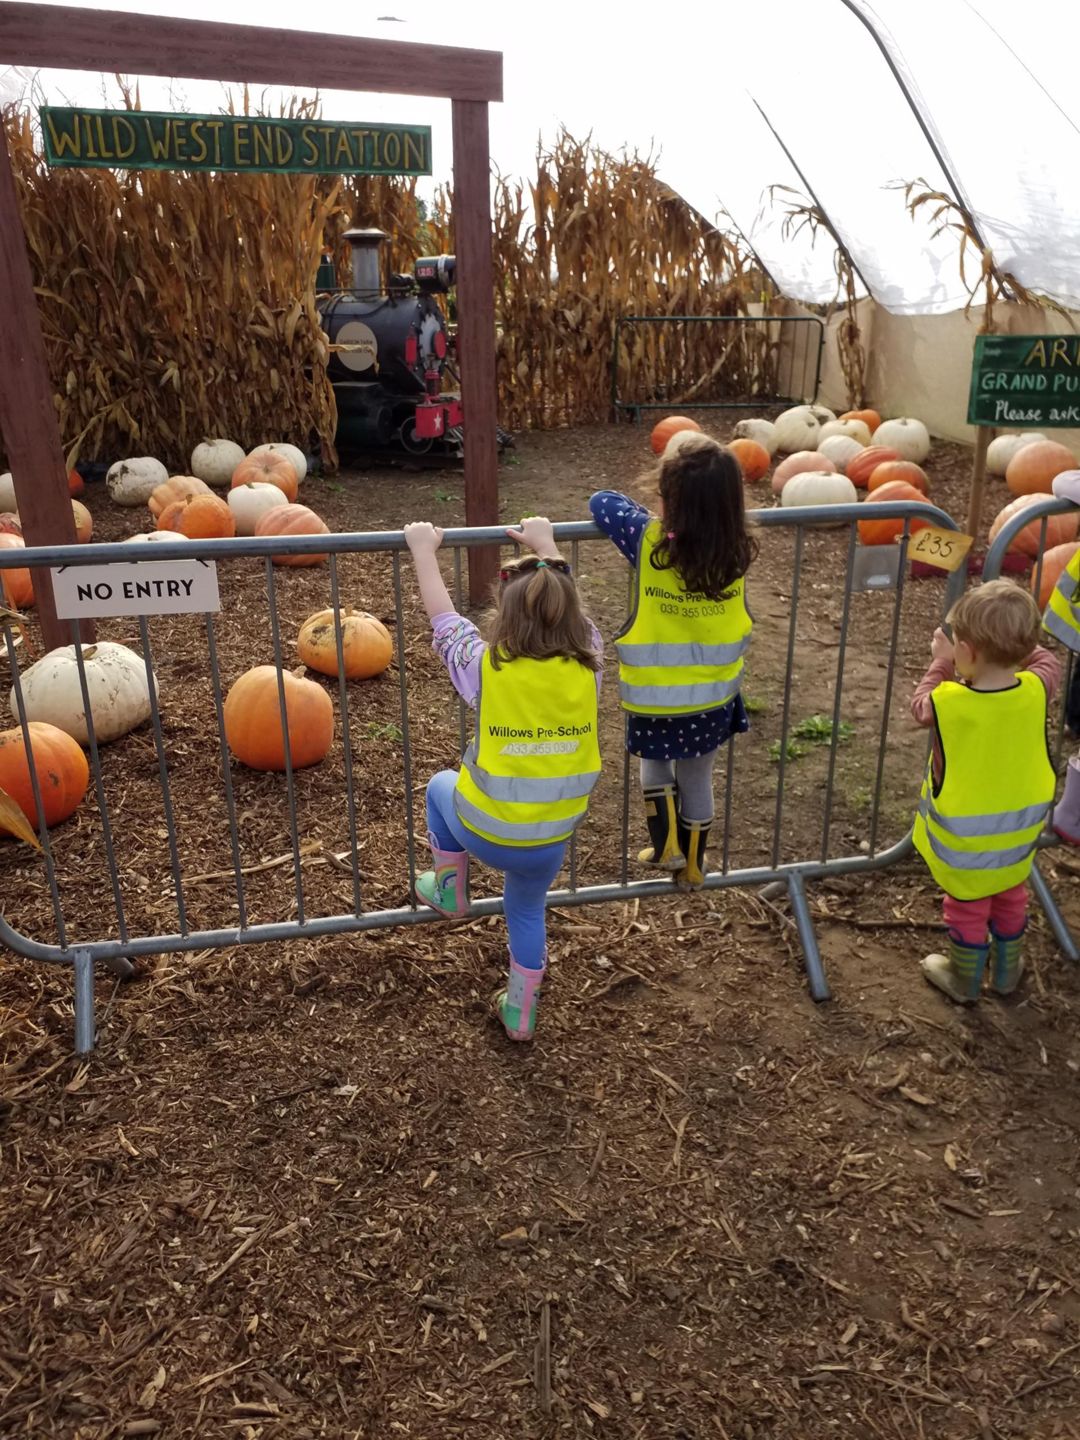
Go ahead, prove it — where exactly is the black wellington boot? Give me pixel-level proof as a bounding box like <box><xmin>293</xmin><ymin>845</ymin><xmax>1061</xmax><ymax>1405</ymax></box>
<box><xmin>637</xmin><ymin>786</ymin><xmax>686</xmax><ymax>869</ymax></box>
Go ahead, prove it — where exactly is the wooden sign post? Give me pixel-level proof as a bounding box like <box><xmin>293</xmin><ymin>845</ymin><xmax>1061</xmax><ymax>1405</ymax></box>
<box><xmin>0</xmin><ymin>2</ymin><xmax>503</xmax><ymax>638</ymax></box>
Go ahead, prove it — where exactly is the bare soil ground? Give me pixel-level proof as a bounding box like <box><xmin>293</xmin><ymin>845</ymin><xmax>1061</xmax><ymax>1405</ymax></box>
<box><xmin>2</xmin><ymin>416</ymin><xmax>1080</xmax><ymax>1439</ymax></box>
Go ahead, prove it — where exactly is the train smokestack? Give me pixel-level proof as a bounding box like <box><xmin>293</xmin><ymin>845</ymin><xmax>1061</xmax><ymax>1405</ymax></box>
<box><xmin>343</xmin><ymin>227</ymin><xmax>387</xmax><ymax>292</ymax></box>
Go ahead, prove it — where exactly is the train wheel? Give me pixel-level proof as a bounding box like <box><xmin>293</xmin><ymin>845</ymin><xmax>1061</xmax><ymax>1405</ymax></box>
<box><xmin>398</xmin><ymin>420</ymin><xmax>434</xmax><ymax>455</ymax></box>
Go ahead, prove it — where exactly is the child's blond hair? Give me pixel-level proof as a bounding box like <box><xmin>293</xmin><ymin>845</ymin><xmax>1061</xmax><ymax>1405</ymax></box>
<box><xmin>487</xmin><ymin>555</ymin><xmax>600</xmax><ymax>673</ymax></box>
<box><xmin>947</xmin><ymin>579</ymin><xmax>1040</xmax><ymax>668</ymax></box>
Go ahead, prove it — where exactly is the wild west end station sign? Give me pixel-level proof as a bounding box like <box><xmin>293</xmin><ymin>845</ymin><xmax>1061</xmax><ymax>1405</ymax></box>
<box><xmin>40</xmin><ymin>106</ymin><xmax>431</xmax><ymax>176</ymax></box>
<box><xmin>969</xmin><ymin>334</ymin><xmax>1080</xmax><ymax>428</ymax></box>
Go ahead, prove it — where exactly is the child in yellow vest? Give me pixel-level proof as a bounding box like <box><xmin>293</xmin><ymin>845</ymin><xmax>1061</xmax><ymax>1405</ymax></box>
<box><xmin>590</xmin><ymin>433</ymin><xmax>757</xmax><ymax>888</ymax></box>
<box><xmin>1042</xmin><ymin>541</ymin><xmax>1080</xmax><ymax>840</ymax></box>
<box><xmin>404</xmin><ymin>517</ymin><xmax>602</xmax><ymax>1041</ymax></box>
<box><xmin>911</xmin><ymin>581</ymin><xmax>1059</xmax><ymax>1003</ymax></box>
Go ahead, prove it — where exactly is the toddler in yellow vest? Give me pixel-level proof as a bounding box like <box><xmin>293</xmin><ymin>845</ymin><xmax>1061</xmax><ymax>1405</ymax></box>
<box><xmin>911</xmin><ymin>580</ymin><xmax>1059</xmax><ymax>1003</ymax></box>
<box><xmin>404</xmin><ymin>517</ymin><xmax>602</xmax><ymax>1041</ymax></box>
<box><xmin>590</xmin><ymin>433</ymin><xmax>757</xmax><ymax>888</ymax></box>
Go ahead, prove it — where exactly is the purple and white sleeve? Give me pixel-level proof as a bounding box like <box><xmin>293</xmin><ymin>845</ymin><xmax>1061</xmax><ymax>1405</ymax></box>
<box><xmin>430</xmin><ymin>611</ymin><xmax>486</xmax><ymax>708</ymax></box>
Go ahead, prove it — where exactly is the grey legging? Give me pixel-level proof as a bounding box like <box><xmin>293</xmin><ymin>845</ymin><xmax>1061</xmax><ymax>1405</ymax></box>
<box><xmin>640</xmin><ymin>751</ymin><xmax>717</xmax><ymax>823</ymax></box>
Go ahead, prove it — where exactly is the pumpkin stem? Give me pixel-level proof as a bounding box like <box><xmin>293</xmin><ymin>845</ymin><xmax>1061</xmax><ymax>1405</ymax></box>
<box><xmin>81</xmin><ymin>645</ymin><xmax>98</xmax><ymax>660</ymax></box>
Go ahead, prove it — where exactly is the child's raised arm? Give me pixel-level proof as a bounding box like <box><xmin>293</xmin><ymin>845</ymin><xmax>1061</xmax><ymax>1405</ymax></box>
<box><xmin>404</xmin><ymin>522</ymin><xmax>454</xmax><ymax>622</ymax></box>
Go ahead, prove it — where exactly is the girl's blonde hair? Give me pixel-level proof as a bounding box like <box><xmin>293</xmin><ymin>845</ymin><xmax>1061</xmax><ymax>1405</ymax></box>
<box><xmin>487</xmin><ymin>555</ymin><xmax>600</xmax><ymax>672</ymax></box>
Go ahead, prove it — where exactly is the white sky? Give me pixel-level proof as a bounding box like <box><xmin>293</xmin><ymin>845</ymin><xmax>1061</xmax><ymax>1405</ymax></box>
<box><xmin>4</xmin><ymin>0</ymin><xmax>1078</xmax><ymax>313</ymax></box>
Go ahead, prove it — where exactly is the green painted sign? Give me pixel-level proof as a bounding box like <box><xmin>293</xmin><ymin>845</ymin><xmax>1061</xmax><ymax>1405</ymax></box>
<box><xmin>39</xmin><ymin>107</ymin><xmax>431</xmax><ymax>176</ymax></box>
<box><xmin>968</xmin><ymin>333</ymin><xmax>1080</xmax><ymax>427</ymax></box>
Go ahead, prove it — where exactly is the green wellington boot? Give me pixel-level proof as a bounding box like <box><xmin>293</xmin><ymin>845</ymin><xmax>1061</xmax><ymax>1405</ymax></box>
<box><xmin>920</xmin><ymin>935</ymin><xmax>989</xmax><ymax>1005</ymax></box>
<box><xmin>637</xmin><ymin>785</ymin><xmax>686</xmax><ymax>869</ymax></box>
<box><xmin>675</xmin><ymin>816</ymin><xmax>711</xmax><ymax>891</ymax></box>
<box><xmin>989</xmin><ymin>923</ymin><xmax>1025</xmax><ymax>996</ymax></box>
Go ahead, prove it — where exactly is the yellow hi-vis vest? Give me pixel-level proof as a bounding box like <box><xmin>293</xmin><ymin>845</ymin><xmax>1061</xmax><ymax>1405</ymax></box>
<box><xmin>615</xmin><ymin>519</ymin><xmax>752</xmax><ymax>716</ymax></box>
<box><xmin>1043</xmin><ymin>547</ymin><xmax>1080</xmax><ymax>652</ymax></box>
<box><xmin>912</xmin><ymin>672</ymin><xmax>1055</xmax><ymax>901</ymax></box>
<box><xmin>453</xmin><ymin>650</ymin><xmax>601</xmax><ymax>847</ymax></box>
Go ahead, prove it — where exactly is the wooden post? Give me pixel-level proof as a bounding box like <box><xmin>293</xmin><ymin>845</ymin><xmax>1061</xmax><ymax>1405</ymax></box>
<box><xmin>966</xmin><ymin>425</ymin><xmax>992</xmax><ymax>541</ymax></box>
<box><xmin>0</xmin><ymin>121</ymin><xmax>79</xmax><ymax>652</ymax></box>
<box><xmin>451</xmin><ymin>99</ymin><xmax>500</xmax><ymax>605</ymax></box>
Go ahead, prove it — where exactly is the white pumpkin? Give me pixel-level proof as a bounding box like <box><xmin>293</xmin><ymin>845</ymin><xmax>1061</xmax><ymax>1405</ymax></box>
<box><xmin>107</xmin><ymin>457</ymin><xmax>169</xmax><ymax>506</ymax></box>
<box><xmin>249</xmin><ymin>442</ymin><xmax>307</xmax><ymax>483</ymax></box>
<box><xmin>871</xmin><ymin>418</ymin><xmax>931</xmax><ymax>464</ymax></box>
<box><xmin>228</xmin><ymin>481</ymin><xmax>290</xmax><ymax>536</ymax></box>
<box><xmin>987</xmin><ymin>431</ymin><xmax>1046</xmax><ymax>478</ymax></box>
<box><xmin>774</xmin><ymin>407</ymin><xmax>821</xmax><ymax>453</ymax></box>
<box><xmin>191</xmin><ymin>439</ymin><xmax>245</xmax><ymax>489</ymax></box>
<box><xmin>780</xmin><ymin>472</ymin><xmax>858</xmax><ymax>509</ymax></box>
<box><xmin>819</xmin><ymin>418</ymin><xmax>871</xmax><ymax>446</ymax></box>
<box><xmin>12</xmin><ymin>642</ymin><xmax>155</xmax><ymax>744</ymax></box>
<box><xmin>732</xmin><ymin>418</ymin><xmax>779</xmax><ymax>456</ymax></box>
<box><xmin>0</xmin><ymin>472</ymin><xmax>15</xmax><ymax>511</ymax></box>
<box><xmin>818</xmin><ymin>435</ymin><xmax>865</xmax><ymax>472</ymax></box>
<box><xmin>122</xmin><ymin>529</ymin><xmax>185</xmax><ymax>544</ymax></box>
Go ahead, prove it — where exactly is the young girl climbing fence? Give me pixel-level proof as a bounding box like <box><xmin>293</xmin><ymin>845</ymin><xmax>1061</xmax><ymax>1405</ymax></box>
<box><xmin>404</xmin><ymin>517</ymin><xmax>602</xmax><ymax>1042</ymax></box>
<box><xmin>590</xmin><ymin>432</ymin><xmax>757</xmax><ymax>889</ymax></box>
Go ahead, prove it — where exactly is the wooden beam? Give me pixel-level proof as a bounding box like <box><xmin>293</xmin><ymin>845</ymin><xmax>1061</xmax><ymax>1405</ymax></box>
<box><xmin>451</xmin><ymin>99</ymin><xmax>500</xmax><ymax>604</ymax></box>
<box><xmin>0</xmin><ymin>122</ymin><xmax>79</xmax><ymax>652</ymax></box>
<box><xmin>0</xmin><ymin>2</ymin><xmax>502</xmax><ymax>102</ymax></box>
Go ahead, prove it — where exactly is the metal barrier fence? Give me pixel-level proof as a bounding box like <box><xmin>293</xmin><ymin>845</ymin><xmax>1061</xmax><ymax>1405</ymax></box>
<box><xmin>2</xmin><ymin>498</ymin><xmax>1071</xmax><ymax>1055</ymax></box>
<box><xmin>983</xmin><ymin>494</ymin><xmax>1080</xmax><ymax>960</ymax></box>
<box><xmin>610</xmin><ymin>314</ymin><xmax>825</xmax><ymax>420</ymax></box>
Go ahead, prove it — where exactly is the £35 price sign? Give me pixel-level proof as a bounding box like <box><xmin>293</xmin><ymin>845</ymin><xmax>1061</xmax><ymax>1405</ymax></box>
<box><xmin>909</xmin><ymin>526</ymin><xmax>974</xmax><ymax>573</ymax></box>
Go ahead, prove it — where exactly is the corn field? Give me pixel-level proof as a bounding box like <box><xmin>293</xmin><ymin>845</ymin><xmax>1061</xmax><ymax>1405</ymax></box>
<box><xmin>2</xmin><ymin>102</ymin><xmax>767</xmax><ymax>469</ymax></box>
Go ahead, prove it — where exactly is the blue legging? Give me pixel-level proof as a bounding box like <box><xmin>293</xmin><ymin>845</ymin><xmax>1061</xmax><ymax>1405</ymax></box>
<box><xmin>425</xmin><ymin>769</ymin><xmax>566</xmax><ymax>970</ymax></box>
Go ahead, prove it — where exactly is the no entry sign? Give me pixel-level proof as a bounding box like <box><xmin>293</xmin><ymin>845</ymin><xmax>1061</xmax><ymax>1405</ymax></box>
<box><xmin>51</xmin><ymin>560</ymin><xmax>220</xmax><ymax>619</ymax></box>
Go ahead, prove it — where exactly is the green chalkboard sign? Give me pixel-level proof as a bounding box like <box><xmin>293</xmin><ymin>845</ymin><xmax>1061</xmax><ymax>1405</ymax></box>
<box><xmin>40</xmin><ymin>107</ymin><xmax>431</xmax><ymax>176</ymax></box>
<box><xmin>968</xmin><ymin>333</ymin><xmax>1080</xmax><ymax>428</ymax></box>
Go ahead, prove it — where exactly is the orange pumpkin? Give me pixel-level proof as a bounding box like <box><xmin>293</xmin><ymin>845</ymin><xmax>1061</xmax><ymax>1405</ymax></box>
<box><xmin>0</xmin><ymin>720</ymin><xmax>88</xmax><ymax>832</ymax></box>
<box><xmin>727</xmin><ymin>438</ymin><xmax>770</xmax><ymax>482</ymax></box>
<box><xmin>847</xmin><ymin>446</ymin><xmax>902</xmax><ymax>489</ymax></box>
<box><xmin>231</xmin><ymin>453</ymin><xmax>299</xmax><ymax>502</ymax></box>
<box><xmin>649</xmin><ymin>416</ymin><xmax>701</xmax><ymax>456</ymax></box>
<box><xmin>840</xmin><ymin>409</ymin><xmax>882</xmax><ymax>434</ymax></box>
<box><xmin>0</xmin><ymin>534</ymin><xmax>33</xmax><ymax>609</ymax></box>
<box><xmin>156</xmin><ymin>492</ymin><xmax>235</xmax><ymax>539</ymax></box>
<box><xmin>254</xmin><ymin>503</ymin><xmax>330</xmax><ymax>566</ymax></box>
<box><xmin>988</xmin><ymin>495</ymin><xmax>1080</xmax><ymax>558</ymax></box>
<box><xmin>67</xmin><ymin>468</ymin><xmax>85</xmax><ymax>497</ymax></box>
<box><xmin>297</xmin><ymin>609</ymin><xmax>393</xmax><ymax>680</ymax></box>
<box><xmin>867</xmin><ymin>460</ymin><xmax>929</xmax><ymax>496</ymax></box>
<box><xmin>223</xmin><ymin>665</ymin><xmax>334</xmax><ymax>770</ymax></box>
<box><xmin>71</xmin><ymin>499</ymin><xmax>93</xmax><ymax>543</ymax></box>
<box><xmin>1005</xmin><ymin>439</ymin><xmax>1078</xmax><ymax>497</ymax></box>
<box><xmin>1031</xmin><ymin>542</ymin><xmax>1080</xmax><ymax>610</ymax></box>
<box><xmin>856</xmin><ymin>480</ymin><xmax>932</xmax><ymax>546</ymax></box>
<box><xmin>148</xmin><ymin>474</ymin><xmax>211</xmax><ymax>518</ymax></box>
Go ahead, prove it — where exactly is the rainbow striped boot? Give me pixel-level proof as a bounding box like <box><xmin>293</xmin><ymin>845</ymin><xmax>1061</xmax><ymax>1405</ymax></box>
<box><xmin>990</xmin><ymin>923</ymin><xmax>1025</xmax><ymax>996</ymax></box>
<box><xmin>415</xmin><ymin>835</ymin><xmax>470</xmax><ymax>918</ymax></box>
<box><xmin>496</xmin><ymin>954</ymin><xmax>546</xmax><ymax>1042</ymax></box>
<box><xmin>920</xmin><ymin>934</ymin><xmax>989</xmax><ymax>1005</ymax></box>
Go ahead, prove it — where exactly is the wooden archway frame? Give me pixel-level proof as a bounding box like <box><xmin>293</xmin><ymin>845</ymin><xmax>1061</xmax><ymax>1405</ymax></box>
<box><xmin>0</xmin><ymin>2</ymin><xmax>502</xmax><ymax>649</ymax></box>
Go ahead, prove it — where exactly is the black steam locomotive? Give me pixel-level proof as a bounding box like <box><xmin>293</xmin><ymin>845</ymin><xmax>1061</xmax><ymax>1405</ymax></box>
<box><xmin>317</xmin><ymin>227</ymin><xmax>498</xmax><ymax>461</ymax></box>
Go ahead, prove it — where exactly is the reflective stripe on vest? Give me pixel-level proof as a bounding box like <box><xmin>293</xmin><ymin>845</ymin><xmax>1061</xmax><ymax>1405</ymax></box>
<box><xmin>453</xmin><ymin>650</ymin><xmax>600</xmax><ymax>846</ymax></box>
<box><xmin>912</xmin><ymin>672</ymin><xmax>1055</xmax><ymax>901</ymax></box>
<box><xmin>1043</xmin><ymin>552</ymin><xmax>1080</xmax><ymax>653</ymax></box>
<box><xmin>615</xmin><ymin>519</ymin><xmax>752</xmax><ymax>716</ymax></box>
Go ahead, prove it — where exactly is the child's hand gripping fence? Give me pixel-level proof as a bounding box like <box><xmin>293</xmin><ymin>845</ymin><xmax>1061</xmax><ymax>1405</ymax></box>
<box><xmin>2</xmin><ymin>499</ymin><xmax>1073</xmax><ymax>1055</ymax></box>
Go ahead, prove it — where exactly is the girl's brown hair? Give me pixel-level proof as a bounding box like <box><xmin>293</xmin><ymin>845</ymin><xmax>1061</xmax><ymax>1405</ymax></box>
<box><xmin>487</xmin><ymin>555</ymin><xmax>600</xmax><ymax>672</ymax></box>
<box><xmin>651</xmin><ymin>433</ymin><xmax>758</xmax><ymax>599</ymax></box>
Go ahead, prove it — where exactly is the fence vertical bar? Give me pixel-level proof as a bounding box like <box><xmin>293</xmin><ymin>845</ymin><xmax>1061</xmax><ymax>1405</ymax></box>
<box><xmin>71</xmin><ymin>621</ymin><xmax>128</xmax><ymax>943</ymax></box>
<box><xmin>137</xmin><ymin>614</ymin><xmax>188</xmax><ymax>935</ymax></box>
<box><xmin>5</xmin><ymin>618</ymin><xmax>67</xmax><ymax>949</ymax></box>
<box><xmin>771</xmin><ymin>527</ymin><xmax>805</xmax><ymax>870</ymax></box>
<box><xmin>264</xmin><ymin>557</ymin><xmax>306</xmax><ymax>925</ymax></box>
<box><xmin>721</xmin><ymin>733</ymin><xmax>735</xmax><ymax>874</ymax></box>
<box><xmin>1030</xmin><ymin>863</ymin><xmax>1079</xmax><ymax>962</ymax></box>
<box><xmin>868</xmin><ymin>524</ymin><xmax>911</xmax><ymax>857</ymax></box>
<box><xmin>453</xmin><ymin>545</ymin><xmax>467</xmax><ymax>756</ymax></box>
<box><xmin>1054</xmin><ymin>648</ymin><xmax>1075</xmax><ymax>773</ymax></box>
<box><xmin>788</xmin><ymin>872</ymin><xmax>830</xmax><ymax>1001</ymax></box>
<box><xmin>392</xmin><ymin>550</ymin><xmax>419</xmax><ymax>903</ymax></box>
<box><xmin>329</xmin><ymin>554</ymin><xmax>363</xmax><ymax>916</ymax></box>
<box><xmin>568</xmin><ymin>536</ymin><xmax>581</xmax><ymax>892</ymax></box>
<box><xmin>820</xmin><ymin>523</ymin><xmax>858</xmax><ymax>862</ymax></box>
<box><xmin>73</xmin><ymin>948</ymin><xmax>95</xmax><ymax>1054</ymax></box>
<box><xmin>205</xmin><ymin>613</ymin><xmax>248</xmax><ymax>930</ymax></box>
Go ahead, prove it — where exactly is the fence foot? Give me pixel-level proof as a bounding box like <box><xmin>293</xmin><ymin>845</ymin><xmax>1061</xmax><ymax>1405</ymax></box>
<box><xmin>73</xmin><ymin>949</ymin><xmax>96</xmax><ymax>1055</ymax></box>
<box><xmin>1030</xmin><ymin>862</ymin><xmax>1079</xmax><ymax>962</ymax></box>
<box><xmin>786</xmin><ymin>873</ymin><xmax>831</xmax><ymax>1002</ymax></box>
